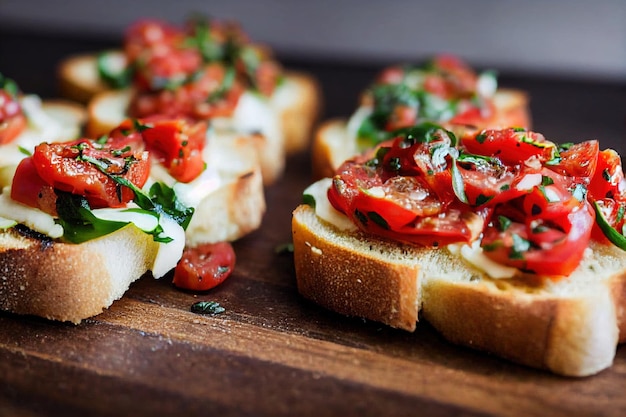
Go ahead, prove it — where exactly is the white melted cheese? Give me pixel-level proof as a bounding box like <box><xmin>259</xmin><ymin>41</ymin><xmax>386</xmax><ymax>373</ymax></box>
<box><xmin>214</xmin><ymin>91</ymin><xmax>281</xmax><ymax>142</ymax></box>
<box><xmin>0</xmin><ymin>187</ymin><xmax>185</xmax><ymax>279</ymax></box>
<box><xmin>304</xmin><ymin>178</ymin><xmax>357</xmax><ymax>232</ymax></box>
<box><xmin>152</xmin><ymin>214</ymin><xmax>185</xmax><ymax>279</ymax></box>
<box><xmin>0</xmin><ymin>188</ymin><xmax>63</xmax><ymax>238</ymax></box>
<box><xmin>147</xmin><ymin>160</ymin><xmax>221</xmax><ymax>210</ymax></box>
<box><xmin>447</xmin><ymin>240</ymin><xmax>518</xmax><ymax>279</ymax></box>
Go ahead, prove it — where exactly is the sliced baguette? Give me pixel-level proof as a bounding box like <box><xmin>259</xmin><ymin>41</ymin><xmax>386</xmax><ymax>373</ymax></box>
<box><xmin>183</xmin><ymin>131</ymin><xmax>266</xmax><ymax>246</ymax></box>
<box><xmin>292</xmin><ymin>203</ymin><xmax>626</xmax><ymax>376</ymax></box>
<box><xmin>311</xmin><ymin>88</ymin><xmax>530</xmax><ymax>180</ymax></box>
<box><xmin>0</xmin><ymin>114</ymin><xmax>265</xmax><ymax>323</ymax></box>
<box><xmin>57</xmin><ymin>52</ymin><xmax>117</xmax><ymax>104</ymax></box>
<box><xmin>271</xmin><ymin>70</ymin><xmax>321</xmax><ymax>154</ymax></box>
<box><xmin>0</xmin><ymin>224</ymin><xmax>159</xmax><ymax>324</ymax></box>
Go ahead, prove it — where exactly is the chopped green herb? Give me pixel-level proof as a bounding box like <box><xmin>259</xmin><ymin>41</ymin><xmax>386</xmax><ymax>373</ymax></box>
<box><xmin>18</xmin><ymin>146</ymin><xmax>31</xmax><ymax>156</ymax></box>
<box><xmin>367</xmin><ymin>211</ymin><xmax>389</xmax><ymax>229</ymax></box>
<box><xmin>451</xmin><ymin>161</ymin><xmax>468</xmax><ymax>204</ymax></box>
<box><xmin>302</xmin><ymin>193</ymin><xmax>316</xmax><ymax>208</ymax></box>
<box><xmin>191</xmin><ymin>301</ymin><xmax>226</xmax><ymax>315</ymax></box>
<box><xmin>541</xmin><ymin>176</ymin><xmax>554</xmax><ymax>186</ymax></box>
<box><xmin>510</xmin><ymin>233</ymin><xmax>531</xmax><ymax>260</ymax></box>
<box><xmin>274</xmin><ymin>242</ymin><xmax>294</xmax><ymax>254</ymax></box>
<box><xmin>354</xmin><ymin>209</ymin><xmax>368</xmax><ymax>225</ymax></box>
<box><xmin>475</xmin><ymin>194</ymin><xmax>493</xmax><ymax>206</ymax></box>
<box><xmin>497</xmin><ymin>215</ymin><xmax>512</xmax><ymax>231</ymax></box>
<box><xmin>593</xmin><ymin>201</ymin><xmax>626</xmax><ymax>251</ymax></box>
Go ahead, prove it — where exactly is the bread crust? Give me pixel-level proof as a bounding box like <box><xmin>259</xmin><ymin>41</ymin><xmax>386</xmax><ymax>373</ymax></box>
<box><xmin>421</xmin><ymin>278</ymin><xmax>618</xmax><ymax>377</ymax></box>
<box><xmin>57</xmin><ymin>53</ymin><xmax>113</xmax><ymax>104</ymax></box>
<box><xmin>275</xmin><ymin>71</ymin><xmax>322</xmax><ymax>155</ymax></box>
<box><xmin>0</xmin><ymin>225</ymin><xmax>159</xmax><ymax>324</ymax></box>
<box><xmin>293</xmin><ymin>205</ymin><xmax>420</xmax><ymax>331</ymax></box>
<box><xmin>292</xmin><ymin>203</ymin><xmax>626</xmax><ymax>376</ymax></box>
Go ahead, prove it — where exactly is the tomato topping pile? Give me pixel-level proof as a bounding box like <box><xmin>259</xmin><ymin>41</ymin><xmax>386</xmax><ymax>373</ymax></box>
<box><xmin>173</xmin><ymin>242</ymin><xmax>236</xmax><ymax>291</ymax></box>
<box><xmin>122</xmin><ymin>17</ymin><xmax>282</xmax><ymax>120</ymax></box>
<box><xmin>328</xmin><ymin>123</ymin><xmax>626</xmax><ymax>280</ymax></box>
<box><xmin>356</xmin><ymin>55</ymin><xmax>508</xmax><ymax>149</ymax></box>
<box><xmin>11</xmin><ymin>114</ymin><xmax>210</xmax><ymax>215</ymax></box>
<box><xmin>112</xmin><ymin>116</ymin><xmax>208</xmax><ymax>183</ymax></box>
<box><xmin>12</xmin><ymin>136</ymin><xmax>150</xmax><ymax>214</ymax></box>
<box><xmin>0</xmin><ymin>73</ymin><xmax>26</xmax><ymax>144</ymax></box>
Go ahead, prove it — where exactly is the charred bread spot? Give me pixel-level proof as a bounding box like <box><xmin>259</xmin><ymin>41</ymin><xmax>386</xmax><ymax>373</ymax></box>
<box><xmin>239</xmin><ymin>171</ymin><xmax>255</xmax><ymax>180</ymax></box>
<box><xmin>14</xmin><ymin>224</ymin><xmax>54</xmax><ymax>250</ymax></box>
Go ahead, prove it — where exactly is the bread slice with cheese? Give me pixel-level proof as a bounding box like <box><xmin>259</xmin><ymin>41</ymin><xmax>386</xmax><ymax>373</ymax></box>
<box><xmin>292</xmin><ymin>179</ymin><xmax>626</xmax><ymax>377</ymax></box>
<box><xmin>59</xmin><ymin>51</ymin><xmax>321</xmax><ymax>157</ymax></box>
<box><xmin>311</xmin><ymin>88</ymin><xmax>530</xmax><ymax>180</ymax></box>
<box><xmin>0</xmin><ymin>118</ymin><xmax>265</xmax><ymax>324</ymax></box>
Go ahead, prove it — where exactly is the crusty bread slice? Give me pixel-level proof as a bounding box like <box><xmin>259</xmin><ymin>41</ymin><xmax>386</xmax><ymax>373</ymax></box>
<box><xmin>271</xmin><ymin>70</ymin><xmax>321</xmax><ymax>154</ymax></box>
<box><xmin>57</xmin><ymin>51</ymin><xmax>122</xmax><ymax>104</ymax></box>
<box><xmin>311</xmin><ymin>88</ymin><xmax>530</xmax><ymax>180</ymax></box>
<box><xmin>0</xmin><ymin>132</ymin><xmax>264</xmax><ymax>324</ymax></box>
<box><xmin>0</xmin><ymin>224</ymin><xmax>159</xmax><ymax>324</ymax></box>
<box><xmin>292</xmin><ymin>203</ymin><xmax>626</xmax><ymax>376</ymax></box>
<box><xmin>184</xmin><ymin>131</ymin><xmax>266</xmax><ymax>246</ymax></box>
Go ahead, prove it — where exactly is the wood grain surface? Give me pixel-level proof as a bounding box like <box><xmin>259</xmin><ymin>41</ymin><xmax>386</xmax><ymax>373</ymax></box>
<box><xmin>0</xmin><ymin>29</ymin><xmax>625</xmax><ymax>417</ymax></box>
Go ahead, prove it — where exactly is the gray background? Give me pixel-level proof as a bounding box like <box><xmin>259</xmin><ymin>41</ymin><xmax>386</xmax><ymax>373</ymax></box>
<box><xmin>1</xmin><ymin>0</ymin><xmax>624</xmax><ymax>80</ymax></box>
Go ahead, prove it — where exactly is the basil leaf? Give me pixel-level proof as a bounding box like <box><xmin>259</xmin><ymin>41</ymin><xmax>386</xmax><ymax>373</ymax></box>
<box><xmin>367</xmin><ymin>211</ymin><xmax>389</xmax><ymax>230</ymax></box>
<box><xmin>55</xmin><ymin>192</ymin><xmax>128</xmax><ymax>244</ymax></box>
<box><xmin>302</xmin><ymin>193</ymin><xmax>316</xmax><ymax>208</ymax></box>
<box><xmin>593</xmin><ymin>201</ymin><xmax>626</xmax><ymax>250</ymax></box>
<box><xmin>96</xmin><ymin>52</ymin><xmax>132</xmax><ymax>89</ymax></box>
<box><xmin>451</xmin><ymin>160</ymin><xmax>468</xmax><ymax>204</ymax></box>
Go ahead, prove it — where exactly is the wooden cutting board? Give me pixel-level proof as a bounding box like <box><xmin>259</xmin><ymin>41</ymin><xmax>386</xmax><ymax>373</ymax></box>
<box><xmin>0</xmin><ymin>30</ymin><xmax>625</xmax><ymax>416</ymax></box>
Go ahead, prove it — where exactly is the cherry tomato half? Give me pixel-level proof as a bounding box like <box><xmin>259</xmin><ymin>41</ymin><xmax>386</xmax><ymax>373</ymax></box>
<box><xmin>462</xmin><ymin>128</ymin><xmax>556</xmax><ymax>165</ymax></box>
<box><xmin>18</xmin><ymin>139</ymin><xmax>150</xmax><ymax>209</ymax></box>
<box><xmin>173</xmin><ymin>242</ymin><xmax>236</xmax><ymax>291</ymax></box>
<box><xmin>0</xmin><ymin>90</ymin><xmax>26</xmax><ymax>144</ymax></box>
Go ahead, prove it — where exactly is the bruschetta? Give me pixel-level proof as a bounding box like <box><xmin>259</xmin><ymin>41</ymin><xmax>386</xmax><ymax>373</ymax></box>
<box><xmin>0</xmin><ymin>113</ymin><xmax>265</xmax><ymax>323</ymax></box>
<box><xmin>293</xmin><ymin>123</ymin><xmax>626</xmax><ymax>377</ymax></box>
<box><xmin>311</xmin><ymin>55</ymin><xmax>530</xmax><ymax>179</ymax></box>
<box><xmin>58</xmin><ymin>17</ymin><xmax>321</xmax><ymax>183</ymax></box>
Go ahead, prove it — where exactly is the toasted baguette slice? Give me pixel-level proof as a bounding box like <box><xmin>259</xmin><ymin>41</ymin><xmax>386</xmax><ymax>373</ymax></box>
<box><xmin>183</xmin><ymin>131</ymin><xmax>266</xmax><ymax>246</ymax></box>
<box><xmin>57</xmin><ymin>52</ymin><xmax>119</xmax><ymax>104</ymax></box>
<box><xmin>292</xmin><ymin>202</ymin><xmax>626</xmax><ymax>376</ymax></box>
<box><xmin>85</xmin><ymin>88</ymin><xmax>285</xmax><ymax>185</ymax></box>
<box><xmin>0</xmin><ymin>224</ymin><xmax>159</xmax><ymax>324</ymax></box>
<box><xmin>271</xmin><ymin>70</ymin><xmax>321</xmax><ymax>154</ymax></box>
<box><xmin>59</xmin><ymin>52</ymin><xmax>320</xmax><ymax>154</ymax></box>
<box><xmin>0</xmin><ymin>130</ymin><xmax>264</xmax><ymax>323</ymax></box>
<box><xmin>311</xmin><ymin>88</ymin><xmax>530</xmax><ymax>180</ymax></box>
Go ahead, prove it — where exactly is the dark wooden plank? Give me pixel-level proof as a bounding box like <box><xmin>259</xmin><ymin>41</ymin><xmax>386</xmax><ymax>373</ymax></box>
<box><xmin>0</xmin><ymin>28</ymin><xmax>625</xmax><ymax>417</ymax></box>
